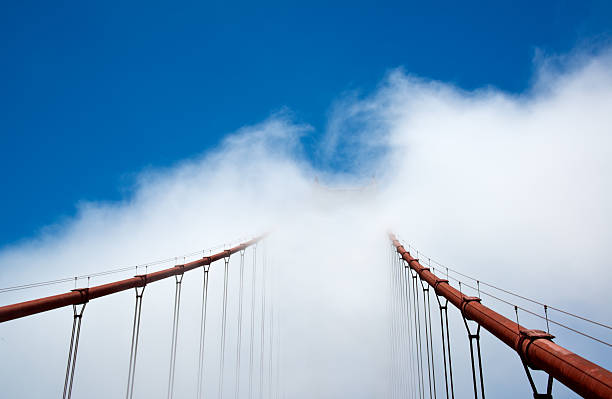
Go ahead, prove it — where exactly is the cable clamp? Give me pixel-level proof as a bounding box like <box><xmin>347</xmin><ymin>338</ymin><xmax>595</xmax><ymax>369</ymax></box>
<box><xmin>174</xmin><ymin>264</ymin><xmax>185</xmax><ymax>275</ymax></box>
<box><xmin>517</xmin><ymin>329</ymin><xmax>554</xmax><ymax>370</ymax></box>
<box><xmin>433</xmin><ymin>278</ymin><xmax>449</xmax><ymax>293</ymax></box>
<box><xmin>135</xmin><ymin>274</ymin><xmax>148</xmax><ymax>287</ymax></box>
<box><xmin>460</xmin><ymin>296</ymin><xmax>481</xmax><ymax>319</ymax></box>
<box><xmin>71</xmin><ymin>288</ymin><xmax>90</xmax><ymax>304</ymax></box>
<box><xmin>224</xmin><ymin>249</ymin><xmax>232</xmax><ymax>258</ymax></box>
<box><xmin>517</xmin><ymin>329</ymin><xmax>555</xmax><ymax>398</ymax></box>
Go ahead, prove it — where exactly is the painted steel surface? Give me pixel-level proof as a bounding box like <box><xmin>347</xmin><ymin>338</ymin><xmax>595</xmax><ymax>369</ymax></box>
<box><xmin>0</xmin><ymin>236</ymin><xmax>263</xmax><ymax>323</ymax></box>
<box><xmin>390</xmin><ymin>233</ymin><xmax>612</xmax><ymax>399</ymax></box>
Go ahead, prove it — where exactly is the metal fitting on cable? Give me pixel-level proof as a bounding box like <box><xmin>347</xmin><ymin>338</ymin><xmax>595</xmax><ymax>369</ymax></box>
<box><xmin>70</xmin><ymin>288</ymin><xmax>90</xmax><ymax>304</ymax></box>
<box><xmin>433</xmin><ymin>279</ymin><xmax>449</xmax><ymax>294</ymax></box>
<box><xmin>517</xmin><ymin>329</ymin><xmax>555</xmax><ymax>369</ymax></box>
<box><xmin>135</xmin><ymin>274</ymin><xmax>148</xmax><ymax>288</ymax></box>
<box><xmin>460</xmin><ymin>296</ymin><xmax>481</xmax><ymax>319</ymax></box>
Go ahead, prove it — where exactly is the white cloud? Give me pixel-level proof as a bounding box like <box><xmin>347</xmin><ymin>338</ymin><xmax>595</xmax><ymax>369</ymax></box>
<box><xmin>1</xmin><ymin>49</ymin><xmax>611</xmax><ymax>398</ymax></box>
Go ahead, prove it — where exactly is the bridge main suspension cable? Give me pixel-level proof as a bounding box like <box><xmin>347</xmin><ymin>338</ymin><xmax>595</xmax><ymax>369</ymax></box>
<box><xmin>389</xmin><ymin>233</ymin><xmax>612</xmax><ymax>399</ymax></box>
<box><xmin>0</xmin><ymin>235</ymin><xmax>264</xmax><ymax>398</ymax></box>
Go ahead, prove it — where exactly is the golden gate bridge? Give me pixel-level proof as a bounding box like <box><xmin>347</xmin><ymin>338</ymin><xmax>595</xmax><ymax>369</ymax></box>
<box><xmin>0</xmin><ymin>233</ymin><xmax>610</xmax><ymax>398</ymax></box>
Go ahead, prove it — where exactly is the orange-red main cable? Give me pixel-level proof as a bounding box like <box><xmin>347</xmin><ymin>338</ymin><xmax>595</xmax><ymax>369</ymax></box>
<box><xmin>0</xmin><ymin>235</ymin><xmax>264</xmax><ymax>323</ymax></box>
<box><xmin>389</xmin><ymin>233</ymin><xmax>611</xmax><ymax>399</ymax></box>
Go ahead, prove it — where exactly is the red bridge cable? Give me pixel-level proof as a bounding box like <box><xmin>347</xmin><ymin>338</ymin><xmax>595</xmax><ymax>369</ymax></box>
<box><xmin>0</xmin><ymin>235</ymin><xmax>265</xmax><ymax>323</ymax></box>
<box><xmin>0</xmin><ymin>245</ymin><xmax>228</xmax><ymax>294</ymax></box>
<box><xmin>389</xmin><ymin>233</ymin><xmax>612</xmax><ymax>399</ymax></box>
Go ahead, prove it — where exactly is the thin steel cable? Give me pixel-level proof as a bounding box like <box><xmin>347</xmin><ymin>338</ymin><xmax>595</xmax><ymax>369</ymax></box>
<box><xmin>167</xmin><ymin>273</ymin><xmax>183</xmax><ymax>399</ymax></box>
<box><xmin>248</xmin><ymin>246</ymin><xmax>257</xmax><ymax>399</ymax></box>
<box><xmin>391</xmin><ymin>252</ymin><xmax>398</xmax><ymax>398</ymax></box>
<box><xmin>197</xmin><ymin>266</ymin><xmax>210</xmax><ymax>399</ymax></box>
<box><xmin>435</xmin><ymin>293</ymin><xmax>455</xmax><ymax>399</ymax></box>
<box><xmin>275</xmin><ymin>305</ymin><xmax>281</xmax><ymax>399</ymax></box>
<box><xmin>268</xmin><ymin>256</ymin><xmax>274</xmax><ymax>399</ymax></box>
<box><xmin>126</xmin><ymin>286</ymin><xmax>145</xmax><ymax>399</ymax></box>
<box><xmin>219</xmin><ymin>256</ymin><xmax>231</xmax><ymax>399</ymax></box>
<box><xmin>393</xmin><ymin>251</ymin><xmax>400</xmax><ymax>398</ymax></box>
<box><xmin>395</xmin><ymin>254</ymin><xmax>405</xmax><ymax>397</ymax></box>
<box><xmin>447</xmin><ymin>275</ymin><xmax>612</xmax><ymax>347</ymax></box>
<box><xmin>420</xmin><ymin>280</ymin><xmax>433</xmax><ymax>399</ymax></box>
<box><xmin>402</xmin><ymin>257</ymin><xmax>413</xmax><ymax>396</ymax></box>
<box><xmin>402</xmin><ymin>261</ymin><xmax>417</xmax><ymax>398</ymax></box>
<box><xmin>259</xmin><ymin>245</ymin><xmax>267</xmax><ymax>399</ymax></box>
<box><xmin>463</xmin><ymin>318</ymin><xmax>485</xmax><ymax>399</ymax></box>
<box><xmin>408</xmin><ymin>265</ymin><xmax>420</xmax><ymax>399</ymax></box>
<box><xmin>476</xmin><ymin>335</ymin><xmax>485</xmax><ymax>399</ymax></box>
<box><xmin>62</xmin><ymin>303</ymin><xmax>86</xmax><ymax>399</ymax></box>
<box><xmin>268</xmin><ymin>300</ymin><xmax>274</xmax><ymax>399</ymax></box>
<box><xmin>0</xmin><ymin>236</ymin><xmax>257</xmax><ymax>294</ymax></box>
<box><xmin>407</xmin><ymin>244</ymin><xmax>612</xmax><ymax>331</ymax></box>
<box><xmin>424</xmin><ymin>284</ymin><xmax>437</xmax><ymax>399</ymax></box>
<box><xmin>437</xmin><ymin>299</ymin><xmax>449</xmax><ymax>399</ymax></box>
<box><xmin>411</xmin><ymin>271</ymin><xmax>425</xmax><ymax>399</ymax></box>
<box><xmin>235</xmin><ymin>251</ymin><xmax>246</xmax><ymax>399</ymax></box>
<box><xmin>399</xmin><ymin>257</ymin><xmax>411</xmax><ymax>396</ymax></box>
<box><xmin>444</xmin><ymin>305</ymin><xmax>455</xmax><ymax>399</ymax></box>
<box><xmin>391</xmin><ymin>250</ymin><xmax>401</xmax><ymax>398</ymax></box>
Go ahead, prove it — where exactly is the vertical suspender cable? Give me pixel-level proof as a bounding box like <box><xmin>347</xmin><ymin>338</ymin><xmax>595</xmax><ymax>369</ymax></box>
<box><xmin>420</xmin><ymin>279</ymin><xmax>433</xmax><ymax>399</ymax></box>
<box><xmin>394</xmin><ymin>254</ymin><xmax>402</xmax><ymax>397</ymax></box>
<box><xmin>391</xmin><ymin>248</ymin><xmax>399</xmax><ymax>398</ymax></box>
<box><xmin>248</xmin><ymin>245</ymin><xmax>257</xmax><ymax>399</ymax></box>
<box><xmin>235</xmin><ymin>250</ymin><xmax>246</xmax><ymax>399</ymax></box>
<box><xmin>167</xmin><ymin>270</ymin><xmax>184</xmax><ymax>399</ymax></box>
<box><xmin>268</xmin><ymin>256</ymin><xmax>274</xmax><ymax>399</ymax></box>
<box><xmin>62</xmin><ymin>294</ymin><xmax>87</xmax><ymax>399</ymax></box>
<box><xmin>197</xmin><ymin>264</ymin><xmax>211</xmax><ymax>399</ymax></box>
<box><xmin>275</xmin><ymin>306</ymin><xmax>281</xmax><ymax>399</ymax></box>
<box><xmin>411</xmin><ymin>269</ymin><xmax>425</xmax><ymax>399</ymax></box>
<box><xmin>435</xmin><ymin>290</ymin><xmax>455</xmax><ymax>399</ymax></box>
<box><xmin>402</xmin><ymin>261</ymin><xmax>417</xmax><ymax>399</ymax></box>
<box><xmin>394</xmin><ymin>251</ymin><xmax>403</xmax><ymax>398</ymax></box>
<box><xmin>388</xmin><ymin>245</ymin><xmax>394</xmax><ymax>397</ymax></box>
<box><xmin>389</xmin><ymin>248</ymin><xmax>396</xmax><ymax>398</ymax></box>
<box><xmin>126</xmin><ymin>279</ymin><xmax>146</xmax><ymax>399</ymax></box>
<box><xmin>259</xmin><ymin>243</ymin><xmax>267</xmax><ymax>399</ymax></box>
<box><xmin>444</xmin><ymin>303</ymin><xmax>455</xmax><ymax>399</ymax></box>
<box><xmin>388</xmin><ymin>246</ymin><xmax>395</xmax><ymax>397</ymax></box>
<box><xmin>219</xmin><ymin>254</ymin><xmax>231</xmax><ymax>398</ymax></box>
<box><xmin>397</xmin><ymin>254</ymin><xmax>408</xmax><ymax>396</ymax></box>
<box><xmin>424</xmin><ymin>280</ymin><xmax>437</xmax><ymax>398</ymax></box>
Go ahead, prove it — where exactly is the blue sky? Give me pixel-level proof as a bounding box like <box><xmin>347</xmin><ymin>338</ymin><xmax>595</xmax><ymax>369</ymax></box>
<box><xmin>1</xmin><ymin>0</ymin><xmax>611</xmax><ymax>247</ymax></box>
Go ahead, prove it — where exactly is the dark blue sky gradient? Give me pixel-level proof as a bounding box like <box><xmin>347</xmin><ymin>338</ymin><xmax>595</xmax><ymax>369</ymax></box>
<box><xmin>1</xmin><ymin>0</ymin><xmax>611</xmax><ymax>246</ymax></box>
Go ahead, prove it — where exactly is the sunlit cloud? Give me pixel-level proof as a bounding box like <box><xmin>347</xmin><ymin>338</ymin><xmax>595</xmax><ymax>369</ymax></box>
<box><xmin>1</xmin><ymin>48</ymin><xmax>611</xmax><ymax>398</ymax></box>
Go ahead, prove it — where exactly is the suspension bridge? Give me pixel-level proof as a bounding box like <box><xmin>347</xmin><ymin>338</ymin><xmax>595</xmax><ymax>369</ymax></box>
<box><xmin>0</xmin><ymin>233</ymin><xmax>610</xmax><ymax>398</ymax></box>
